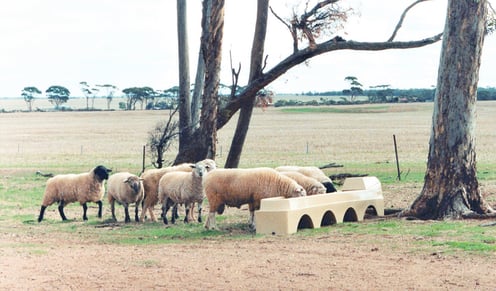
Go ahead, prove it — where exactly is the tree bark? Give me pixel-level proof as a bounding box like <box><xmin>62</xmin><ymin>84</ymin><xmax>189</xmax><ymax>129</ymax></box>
<box><xmin>174</xmin><ymin>0</ymin><xmax>193</xmax><ymax>165</ymax></box>
<box><xmin>224</xmin><ymin>0</ymin><xmax>269</xmax><ymax>168</ymax></box>
<box><xmin>404</xmin><ymin>0</ymin><xmax>493</xmax><ymax>219</ymax></box>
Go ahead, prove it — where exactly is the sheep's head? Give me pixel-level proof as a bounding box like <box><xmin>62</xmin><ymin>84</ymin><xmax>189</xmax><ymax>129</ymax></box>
<box><xmin>309</xmin><ymin>184</ymin><xmax>326</xmax><ymax>195</ymax></box>
<box><xmin>201</xmin><ymin>159</ymin><xmax>217</xmax><ymax>172</ymax></box>
<box><xmin>190</xmin><ymin>162</ymin><xmax>209</xmax><ymax>178</ymax></box>
<box><xmin>94</xmin><ymin>165</ymin><xmax>112</xmax><ymax>181</ymax></box>
<box><xmin>124</xmin><ymin>176</ymin><xmax>142</xmax><ymax>194</ymax></box>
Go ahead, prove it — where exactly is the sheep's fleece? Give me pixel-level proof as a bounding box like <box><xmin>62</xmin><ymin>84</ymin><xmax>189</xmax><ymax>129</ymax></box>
<box><xmin>38</xmin><ymin>165</ymin><xmax>112</xmax><ymax>222</ymax></box>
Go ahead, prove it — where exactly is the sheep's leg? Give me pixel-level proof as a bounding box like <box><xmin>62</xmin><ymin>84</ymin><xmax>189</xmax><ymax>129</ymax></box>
<box><xmin>38</xmin><ymin>205</ymin><xmax>47</xmax><ymax>222</ymax></box>
<box><xmin>184</xmin><ymin>204</ymin><xmax>190</xmax><ymax>223</ymax></box>
<box><xmin>96</xmin><ymin>201</ymin><xmax>103</xmax><ymax>218</ymax></box>
<box><xmin>58</xmin><ymin>201</ymin><xmax>68</xmax><ymax>221</ymax></box>
<box><xmin>161</xmin><ymin>202</ymin><xmax>169</xmax><ymax>225</ymax></box>
<box><xmin>197</xmin><ymin>201</ymin><xmax>203</xmax><ymax>223</ymax></box>
<box><xmin>110</xmin><ymin>200</ymin><xmax>117</xmax><ymax>222</ymax></box>
<box><xmin>172</xmin><ymin>204</ymin><xmax>179</xmax><ymax>220</ymax></box>
<box><xmin>123</xmin><ymin>204</ymin><xmax>131</xmax><ymax>223</ymax></box>
<box><xmin>148</xmin><ymin>207</ymin><xmax>157</xmax><ymax>222</ymax></box>
<box><xmin>134</xmin><ymin>203</ymin><xmax>140</xmax><ymax>222</ymax></box>
<box><xmin>189</xmin><ymin>203</ymin><xmax>195</xmax><ymax>222</ymax></box>
<box><xmin>170</xmin><ymin>201</ymin><xmax>177</xmax><ymax>224</ymax></box>
<box><xmin>248</xmin><ymin>211</ymin><xmax>256</xmax><ymax>230</ymax></box>
<box><xmin>82</xmin><ymin>203</ymin><xmax>88</xmax><ymax>221</ymax></box>
<box><xmin>248</xmin><ymin>204</ymin><xmax>256</xmax><ymax>230</ymax></box>
<box><xmin>139</xmin><ymin>203</ymin><xmax>147</xmax><ymax>222</ymax></box>
<box><xmin>205</xmin><ymin>212</ymin><xmax>216</xmax><ymax>230</ymax></box>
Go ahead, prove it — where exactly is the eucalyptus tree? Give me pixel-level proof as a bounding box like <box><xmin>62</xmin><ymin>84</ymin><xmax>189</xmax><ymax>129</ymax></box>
<box><xmin>173</xmin><ymin>0</ymin><xmax>443</xmax><ymax>167</ymax></box>
<box><xmin>46</xmin><ymin>85</ymin><xmax>70</xmax><ymax>109</ymax></box>
<box><xmin>403</xmin><ymin>0</ymin><xmax>496</xmax><ymax>219</ymax></box>
<box><xmin>21</xmin><ymin>86</ymin><xmax>41</xmax><ymax>111</ymax></box>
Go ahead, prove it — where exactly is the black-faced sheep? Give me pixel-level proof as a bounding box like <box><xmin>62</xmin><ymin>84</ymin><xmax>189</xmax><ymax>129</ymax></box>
<box><xmin>275</xmin><ymin>165</ymin><xmax>337</xmax><ymax>193</ymax></box>
<box><xmin>38</xmin><ymin>165</ymin><xmax>112</xmax><ymax>222</ymax></box>
<box><xmin>107</xmin><ymin>172</ymin><xmax>144</xmax><ymax>223</ymax></box>
<box><xmin>158</xmin><ymin>161</ymin><xmax>210</xmax><ymax>224</ymax></box>
<box><xmin>279</xmin><ymin>171</ymin><xmax>326</xmax><ymax>195</ymax></box>
<box><xmin>204</xmin><ymin>167</ymin><xmax>307</xmax><ymax>230</ymax></box>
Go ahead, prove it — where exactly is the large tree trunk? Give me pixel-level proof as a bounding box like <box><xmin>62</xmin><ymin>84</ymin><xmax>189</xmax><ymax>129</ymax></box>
<box><xmin>404</xmin><ymin>0</ymin><xmax>493</xmax><ymax>219</ymax></box>
<box><xmin>224</xmin><ymin>0</ymin><xmax>269</xmax><ymax>168</ymax></box>
<box><xmin>174</xmin><ymin>0</ymin><xmax>193</xmax><ymax>165</ymax></box>
<box><xmin>174</xmin><ymin>0</ymin><xmax>224</xmax><ymax>164</ymax></box>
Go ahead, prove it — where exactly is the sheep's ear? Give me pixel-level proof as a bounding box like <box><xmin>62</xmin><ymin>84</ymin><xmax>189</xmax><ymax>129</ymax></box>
<box><xmin>190</xmin><ymin>164</ymin><xmax>195</xmax><ymax>169</ymax></box>
<box><xmin>107</xmin><ymin>169</ymin><xmax>112</xmax><ymax>173</ymax></box>
<box><xmin>123</xmin><ymin>178</ymin><xmax>130</xmax><ymax>183</ymax></box>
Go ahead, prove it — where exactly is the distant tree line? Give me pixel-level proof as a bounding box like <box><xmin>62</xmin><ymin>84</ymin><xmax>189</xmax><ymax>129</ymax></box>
<box><xmin>276</xmin><ymin>87</ymin><xmax>496</xmax><ymax>107</ymax></box>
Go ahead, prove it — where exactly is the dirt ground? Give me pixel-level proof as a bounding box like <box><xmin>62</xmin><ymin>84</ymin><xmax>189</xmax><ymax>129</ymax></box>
<box><xmin>1</xmin><ymin>221</ymin><xmax>495</xmax><ymax>290</ymax></box>
<box><xmin>1</xmin><ymin>185</ymin><xmax>496</xmax><ymax>291</ymax></box>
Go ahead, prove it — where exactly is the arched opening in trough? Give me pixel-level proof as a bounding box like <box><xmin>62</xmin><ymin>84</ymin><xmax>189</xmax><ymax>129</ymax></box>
<box><xmin>343</xmin><ymin>208</ymin><xmax>358</xmax><ymax>222</ymax></box>
<box><xmin>320</xmin><ymin>210</ymin><xmax>337</xmax><ymax>227</ymax></box>
<box><xmin>365</xmin><ymin>205</ymin><xmax>378</xmax><ymax>218</ymax></box>
<box><xmin>297</xmin><ymin>214</ymin><xmax>314</xmax><ymax>231</ymax></box>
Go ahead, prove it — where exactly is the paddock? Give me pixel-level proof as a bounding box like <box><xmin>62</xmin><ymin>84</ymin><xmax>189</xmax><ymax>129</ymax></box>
<box><xmin>255</xmin><ymin>177</ymin><xmax>384</xmax><ymax>235</ymax></box>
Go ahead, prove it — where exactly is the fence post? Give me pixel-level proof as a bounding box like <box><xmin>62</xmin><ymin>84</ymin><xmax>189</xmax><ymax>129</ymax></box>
<box><xmin>393</xmin><ymin>134</ymin><xmax>401</xmax><ymax>181</ymax></box>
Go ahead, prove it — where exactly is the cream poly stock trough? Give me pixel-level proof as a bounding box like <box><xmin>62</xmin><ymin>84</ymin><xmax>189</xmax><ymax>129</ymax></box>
<box><xmin>255</xmin><ymin>177</ymin><xmax>384</xmax><ymax>235</ymax></box>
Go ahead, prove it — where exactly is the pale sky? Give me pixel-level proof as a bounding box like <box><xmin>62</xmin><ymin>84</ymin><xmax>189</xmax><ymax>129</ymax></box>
<box><xmin>0</xmin><ymin>0</ymin><xmax>494</xmax><ymax>97</ymax></box>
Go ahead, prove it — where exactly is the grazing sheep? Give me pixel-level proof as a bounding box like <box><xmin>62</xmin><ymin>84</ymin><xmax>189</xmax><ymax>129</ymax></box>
<box><xmin>38</xmin><ymin>165</ymin><xmax>112</xmax><ymax>222</ymax></box>
<box><xmin>107</xmin><ymin>172</ymin><xmax>144</xmax><ymax>223</ymax></box>
<box><xmin>158</xmin><ymin>161</ymin><xmax>211</xmax><ymax>224</ymax></box>
<box><xmin>279</xmin><ymin>171</ymin><xmax>326</xmax><ymax>195</ymax></box>
<box><xmin>140</xmin><ymin>159</ymin><xmax>217</xmax><ymax>222</ymax></box>
<box><xmin>204</xmin><ymin>167</ymin><xmax>307</xmax><ymax>230</ymax></box>
<box><xmin>275</xmin><ymin>166</ymin><xmax>337</xmax><ymax>193</ymax></box>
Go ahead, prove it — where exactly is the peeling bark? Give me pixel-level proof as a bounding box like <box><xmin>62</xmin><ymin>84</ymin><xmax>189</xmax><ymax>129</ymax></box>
<box><xmin>403</xmin><ymin>0</ymin><xmax>494</xmax><ymax>220</ymax></box>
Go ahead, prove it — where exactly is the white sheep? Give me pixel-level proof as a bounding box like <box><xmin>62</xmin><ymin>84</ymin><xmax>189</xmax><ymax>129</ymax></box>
<box><xmin>279</xmin><ymin>171</ymin><xmax>326</xmax><ymax>195</ymax></box>
<box><xmin>140</xmin><ymin>159</ymin><xmax>217</xmax><ymax>222</ymax></box>
<box><xmin>275</xmin><ymin>165</ymin><xmax>337</xmax><ymax>193</ymax></box>
<box><xmin>107</xmin><ymin>172</ymin><xmax>144</xmax><ymax>223</ymax></box>
<box><xmin>157</xmin><ymin>161</ymin><xmax>210</xmax><ymax>224</ymax></box>
<box><xmin>38</xmin><ymin>165</ymin><xmax>112</xmax><ymax>222</ymax></box>
<box><xmin>139</xmin><ymin>163</ymin><xmax>194</xmax><ymax>222</ymax></box>
<box><xmin>180</xmin><ymin>158</ymin><xmax>217</xmax><ymax>222</ymax></box>
<box><xmin>204</xmin><ymin>167</ymin><xmax>307</xmax><ymax>230</ymax></box>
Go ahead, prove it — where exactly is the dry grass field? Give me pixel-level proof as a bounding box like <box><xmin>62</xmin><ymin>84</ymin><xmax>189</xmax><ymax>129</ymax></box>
<box><xmin>1</xmin><ymin>100</ymin><xmax>496</xmax><ymax>289</ymax></box>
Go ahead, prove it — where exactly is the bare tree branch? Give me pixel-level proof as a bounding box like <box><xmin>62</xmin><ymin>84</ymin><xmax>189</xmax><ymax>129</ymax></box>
<box><xmin>217</xmin><ymin>33</ymin><xmax>442</xmax><ymax>128</ymax></box>
<box><xmin>388</xmin><ymin>0</ymin><xmax>431</xmax><ymax>42</ymax></box>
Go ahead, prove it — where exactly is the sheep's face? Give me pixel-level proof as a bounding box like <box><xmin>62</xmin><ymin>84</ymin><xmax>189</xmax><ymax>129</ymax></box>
<box><xmin>124</xmin><ymin>176</ymin><xmax>142</xmax><ymax>194</ymax></box>
<box><xmin>292</xmin><ymin>186</ymin><xmax>306</xmax><ymax>197</ymax></box>
<box><xmin>309</xmin><ymin>185</ymin><xmax>326</xmax><ymax>195</ymax></box>
<box><xmin>191</xmin><ymin>163</ymin><xmax>209</xmax><ymax>178</ymax></box>
<box><xmin>94</xmin><ymin>165</ymin><xmax>112</xmax><ymax>181</ymax></box>
<box><xmin>201</xmin><ymin>159</ymin><xmax>217</xmax><ymax>172</ymax></box>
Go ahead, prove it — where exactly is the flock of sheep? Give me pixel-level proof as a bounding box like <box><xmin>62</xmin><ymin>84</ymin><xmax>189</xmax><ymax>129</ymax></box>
<box><xmin>37</xmin><ymin>160</ymin><xmax>337</xmax><ymax>230</ymax></box>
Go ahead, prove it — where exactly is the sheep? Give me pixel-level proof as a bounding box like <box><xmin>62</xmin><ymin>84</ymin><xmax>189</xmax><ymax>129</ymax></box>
<box><xmin>139</xmin><ymin>163</ymin><xmax>194</xmax><ymax>222</ymax></box>
<box><xmin>181</xmin><ymin>158</ymin><xmax>217</xmax><ymax>222</ymax></box>
<box><xmin>279</xmin><ymin>171</ymin><xmax>326</xmax><ymax>195</ymax></box>
<box><xmin>107</xmin><ymin>172</ymin><xmax>144</xmax><ymax>223</ymax></box>
<box><xmin>157</xmin><ymin>161</ymin><xmax>211</xmax><ymax>224</ymax></box>
<box><xmin>140</xmin><ymin>159</ymin><xmax>217</xmax><ymax>222</ymax></box>
<box><xmin>37</xmin><ymin>165</ymin><xmax>112</xmax><ymax>222</ymax></box>
<box><xmin>204</xmin><ymin>167</ymin><xmax>307</xmax><ymax>230</ymax></box>
<box><xmin>275</xmin><ymin>165</ymin><xmax>337</xmax><ymax>193</ymax></box>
